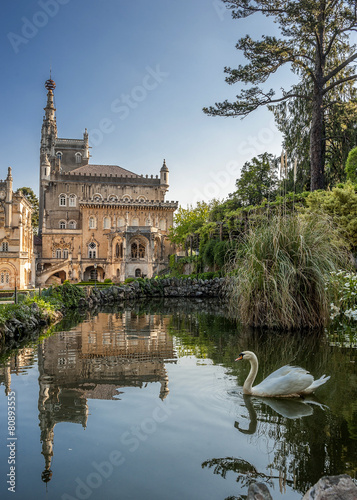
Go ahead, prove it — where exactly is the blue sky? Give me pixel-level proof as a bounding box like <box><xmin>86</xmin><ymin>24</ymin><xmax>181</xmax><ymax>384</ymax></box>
<box><xmin>1</xmin><ymin>0</ymin><xmax>285</xmax><ymax>207</ymax></box>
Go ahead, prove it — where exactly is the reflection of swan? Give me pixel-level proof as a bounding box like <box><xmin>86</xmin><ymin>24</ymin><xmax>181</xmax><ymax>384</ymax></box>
<box><xmin>235</xmin><ymin>395</ymin><xmax>328</xmax><ymax>434</ymax></box>
<box><xmin>236</xmin><ymin>351</ymin><xmax>330</xmax><ymax>397</ymax></box>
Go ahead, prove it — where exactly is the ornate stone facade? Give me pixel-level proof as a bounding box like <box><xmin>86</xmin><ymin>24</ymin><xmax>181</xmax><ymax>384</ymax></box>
<box><xmin>0</xmin><ymin>168</ymin><xmax>34</xmax><ymax>290</ymax></box>
<box><xmin>36</xmin><ymin>79</ymin><xmax>177</xmax><ymax>285</ymax></box>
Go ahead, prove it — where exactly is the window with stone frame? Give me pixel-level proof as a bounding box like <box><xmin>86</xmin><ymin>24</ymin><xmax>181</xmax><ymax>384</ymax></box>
<box><xmin>115</xmin><ymin>242</ymin><xmax>123</xmax><ymax>259</ymax></box>
<box><xmin>0</xmin><ymin>271</ymin><xmax>9</xmax><ymax>284</ymax></box>
<box><xmin>63</xmin><ymin>249</ymin><xmax>69</xmax><ymax>259</ymax></box>
<box><xmin>59</xmin><ymin>220</ymin><xmax>66</xmax><ymax>229</ymax></box>
<box><xmin>89</xmin><ymin>216</ymin><xmax>96</xmax><ymax>229</ymax></box>
<box><xmin>88</xmin><ymin>241</ymin><xmax>97</xmax><ymax>258</ymax></box>
<box><xmin>69</xmin><ymin>194</ymin><xmax>76</xmax><ymax>207</ymax></box>
<box><xmin>59</xmin><ymin>194</ymin><xmax>66</xmax><ymax>206</ymax></box>
<box><xmin>75</xmin><ymin>153</ymin><xmax>82</xmax><ymax>164</ymax></box>
<box><xmin>103</xmin><ymin>216</ymin><xmax>111</xmax><ymax>229</ymax></box>
<box><xmin>1</xmin><ymin>242</ymin><xmax>8</xmax><ymax>252</ymax></box>
<box><xmin>56</xmin><ymin>249</ymin><xmax>62</xmax><ymax>259</ymax></box>
<box><xmin>68</xmin><ymin>220</ymin><xmax>76</xmax><ymax>229</ymax></box>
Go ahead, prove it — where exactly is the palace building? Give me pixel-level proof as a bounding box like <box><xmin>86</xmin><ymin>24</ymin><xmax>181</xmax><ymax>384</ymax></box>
<box><xmin>0</xmin><ymin>167</ymin><xmax>34</xmax><ymax>290</ymax></box>
<box><xmin>36</xmin><ymin>78</ymin><xmax>178</xmax><ymax>285</ymax></box>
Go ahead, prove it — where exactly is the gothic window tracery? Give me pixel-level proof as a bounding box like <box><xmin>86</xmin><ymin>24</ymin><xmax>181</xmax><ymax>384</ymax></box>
<box><xmin>59</xmin><ymin>194</ymin><xmax>66</xmax><ymax>206</ymax></box>
<box><xmin>0</xmin><ymin>270</ymin><xmax>10</xmax><ymax>284</ymax></box>
<box><xmin>115</xmin><ymin>242</ymin><xmax>123</xmax><ymax>259</ymax></box>
<box><xmin>88</xmin><ymin>241</ymin><xmax>97</xmax><ymax>258</ymax></box>
<box><xmin>131</xmin><ymin>242</ymin><xmax>145</xmax><ymax>259</ymax></box>
<box><xmin>59</xmin><ymin>220</ymin><xmax>66</xmax><ymax>229</ymax></box>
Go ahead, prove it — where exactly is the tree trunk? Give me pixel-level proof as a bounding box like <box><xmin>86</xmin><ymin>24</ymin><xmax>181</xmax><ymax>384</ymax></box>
<box><xmin>310</xmin><ymin>87</ymin><xmax>325</xmax><ymax>191</ymax></box>
<box><xmin>310</xmin><ymin>12</ymin><xmax>326</xmax><ymax>191</ymax></box>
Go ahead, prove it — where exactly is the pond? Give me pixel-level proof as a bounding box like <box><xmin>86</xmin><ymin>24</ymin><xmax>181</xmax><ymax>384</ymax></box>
<box><xmin>0</xmin><ymin>299</ymin><xmax>357</xmax><ymax>500</ymax></box>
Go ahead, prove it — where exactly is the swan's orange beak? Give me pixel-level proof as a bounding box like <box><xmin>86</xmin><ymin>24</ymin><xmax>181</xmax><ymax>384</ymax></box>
<box><xmin>235</xmin><ymin>354</ymin><xmax>243</xmax><ymax>361</ymax></box>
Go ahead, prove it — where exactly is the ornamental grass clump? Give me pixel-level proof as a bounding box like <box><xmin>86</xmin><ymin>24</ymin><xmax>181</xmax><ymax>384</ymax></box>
<box><xmin>225</xmin><ymin>214</ymin><xmax>350</xmax><ymax>329</ymax></box>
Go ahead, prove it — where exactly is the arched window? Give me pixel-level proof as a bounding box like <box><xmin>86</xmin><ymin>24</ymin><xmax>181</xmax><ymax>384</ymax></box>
<box><xmin>75</xmin><ymin>152</ymin><xmax>82</xmax><ymax>164</ymax></box>
<box><xmin>93</xmin><ymin>193</ymin><xmax>103</xmax><ymax>202</ymax></box>
<box><xmin>69</xmin><ymin>194</ymin><xmax>76</xmax><ymax>207</ymax></box>
<box><xmin>108</xmin><ymin>195</ymin><xmax>117</xmax><ymax>202</ymax></box>
<box><xmin>89</xmin><ymin>216</ymin><xmax>96</xmax><ymax>229</ymax></box>
<box><xmin>59</xmin><ymin>220</ymin><xmax>66</xmax><ymax>229</ymax></box>
<box><xmin>116</xmin><ymin>269</ymin><xmax>120</xmax><ymax>278</ymax></box>
<box><xmin>59</xmin><ymin>194</ymin><xmax>66</xmax><ymax>206</ymax></box>
<box><xmin>137</xmin><ymin>196</ymin><xmax>146</xmax><ymax>202</ymax></box>
<box><xmin>132</xmin><ymin>217</ymin><xmax>139</xmax><ymax>226</ymax></box>
<box><xmin>56</xmin><ymin>249</ymin><xmax>62</xmax><ymax>259</ymax></box>
<box><xmin>103</xmin><ymin>216</ymin><xmax>111</xmax><ymax>229</ymax></box>
<box><xmin>0</xmin><ymin>271</ymin><xmax>10</xmax><ymax>284</ymax></box>
<box><xmin>68</xmin><ymin>220</ymin><xmax>76</xmax><ymax>229</ymax></box>
<box><xmin>1</xmin><ymin>242</ymin><xmax>8</xmax><ymax>252</ymax></box>
<box><xmin>115</xmin><ymin>242</ymin><xmax>123</xmax><ymax>259</ymax></box>
<box><xmin>122</xmin><ymin>195</ymin><xmax>131</xmax><ymax>202</ymax></box>
<box><xmin>63</xmin><ymin>249</ymin><xmax>69</xmax><ymax>259</ymax></box>
<box><xmin>56</xmin><ymin>151</ymin><xmax>63</xmax><ymax>160</ymax></box>
<box><xmin>135</xmin><ymin>268</ymin><xmax>142</xmax><ymax>278</ymax></box>
<box><xmin>88</xmin><ymin>242</ymin><xmax>97</xmax><ymax>258</ymax></box>
<box><xmin>138</xmin><ymin>243</ymin><xmax>145</xmax><ymax>258</ymax></box>
<box><xmin>117</xmin><ymin>217</ymin><xmax>125</xmax><ymax>227</ymax></box>
<box><xmin>131</xmin><ymin>243</ymin><xmax>138</xmax><ymax>259</ymax></box>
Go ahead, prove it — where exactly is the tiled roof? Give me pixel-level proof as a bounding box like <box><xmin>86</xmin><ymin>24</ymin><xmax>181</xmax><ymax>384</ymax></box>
<box><xmin>70</xmin><ymin>164</ymin><xmax>139</xmax><ymax>177</ymax></box>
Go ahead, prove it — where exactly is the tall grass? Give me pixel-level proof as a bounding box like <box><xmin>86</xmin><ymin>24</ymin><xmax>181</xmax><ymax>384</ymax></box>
<box><xmin>225</xmin><ymin>214</ymin><xmax>350</xmax><ymax>329</ymax></box>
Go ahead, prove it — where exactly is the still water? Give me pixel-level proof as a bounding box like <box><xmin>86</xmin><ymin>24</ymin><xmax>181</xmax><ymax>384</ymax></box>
<box><xmin>0</xmin><ymin>299</ymin><xmax>357</xmax><ymax>500</ymax></box>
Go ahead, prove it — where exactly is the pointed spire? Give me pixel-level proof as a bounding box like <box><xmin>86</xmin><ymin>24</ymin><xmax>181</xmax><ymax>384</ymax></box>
<box><xmin>161</xmin><ymin>158</ymin><xmax>168</xmax><ymax>171</ymax></box>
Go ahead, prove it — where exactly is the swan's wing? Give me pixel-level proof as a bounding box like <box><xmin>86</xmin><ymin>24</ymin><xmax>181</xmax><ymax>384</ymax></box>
<box><xmin>253</xmin><ymin>367</ymin><xmax>314</xmax><ymax>397</ymax></box>
<box><xmin>262</xmin><ymin>364</ymin><xmax>305</xmax><ymax>382</ymax></box>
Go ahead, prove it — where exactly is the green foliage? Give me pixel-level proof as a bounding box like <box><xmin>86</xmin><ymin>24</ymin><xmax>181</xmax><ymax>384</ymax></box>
<box><xmin>225</xmin><ymin>214</ymin><xmax>350</xmax><ymax>329</ymax></box>
<box><xmin>233</xmin><ymin>153</ymin><xmax>279</xmax><ymax>207</ymax></box>
<box><xmin>18</xmin><ymin>186</ymin><xmax>39</xmax><ymax>231</ymax></box>
<box><xmin>204</xmin><ymin>0</ymin><xmax>357</xmax><ymax>190</ymax></box>
<box><xmin>45</xmin><ymin>282</ymin><xmax>86</xmax><ymax>309</ymax></box>
<box><xmin>345</xmin><ymin>147</ymin><xmax>357</xmax><ymax>183</ymax></box>
<box><xmin>168</xmin><ymin>200</ymin><xmax>220</xmax><ymax>249</ymax></box>
<box><xmin>104</xmin><ymin>278</ymin><xmax>113</xmax><ymax>284</ymax></box>
<box><xmin>124</xmin><ymin>277</ymin><xmax>136</xmax><ymax>284</ymax></box>
<box><xmin>305</xmin><ymin>182</ymin><xmax>357</xmax><ymax>250</ymax></box>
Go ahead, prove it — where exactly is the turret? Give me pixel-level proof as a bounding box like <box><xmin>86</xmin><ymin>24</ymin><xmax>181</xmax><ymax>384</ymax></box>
<box><xmin>83</xmin><ymin>128</ymin><xmax>89</xmax><ymax>160</ymax></box>
<box><xmin>39</xmin><ymin>77</ymin><xmax>57</xmax><ymax>234</ymax></box>
<box><xmin>5</xmin><ymin>167</ymin><xmax>13</xmax><ymax>227</ymax></box>
<box><xmin>160</xmin><ymin>159</ymin><xmax>169</xmax><ymax>188</ymax></box>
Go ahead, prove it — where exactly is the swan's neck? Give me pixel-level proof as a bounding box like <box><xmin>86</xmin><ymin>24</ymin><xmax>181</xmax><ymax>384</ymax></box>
<box><xmin>243</xmin><ymin>355</ymin><xmax>258</xmax><ymax>395</ymax></box>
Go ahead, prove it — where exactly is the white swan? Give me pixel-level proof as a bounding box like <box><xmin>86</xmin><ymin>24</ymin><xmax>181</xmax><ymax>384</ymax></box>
<box><xmin>235</xmin><ymin>351</ymin><xmax>330</xmax><ymax>397</ymax></box>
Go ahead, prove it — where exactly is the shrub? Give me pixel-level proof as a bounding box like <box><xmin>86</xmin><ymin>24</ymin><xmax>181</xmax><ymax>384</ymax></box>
<box><xmin>345</xmin><ymin>147</ymin><xmax>357</xmax><ymax>182</ymax></box>
<box><xmin>225</xmin><ymin>214</ymin><xmax>350</xmax><ymax>329</ymax></box>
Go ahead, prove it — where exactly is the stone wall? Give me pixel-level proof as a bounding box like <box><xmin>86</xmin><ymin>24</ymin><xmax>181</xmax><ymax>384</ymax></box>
<box><xmin>78</xmin><ymin>277</ymin><xmax>225</xmax><ymax>308</ymax></box>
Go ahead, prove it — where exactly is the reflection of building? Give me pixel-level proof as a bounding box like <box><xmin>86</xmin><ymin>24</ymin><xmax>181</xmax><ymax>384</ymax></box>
<box><xmin>36</xmin><ymin>78</ymin><xmax>178</xmax><ymax>285</ymax></box>
<box><xmin>0</xmin><ymin>347</ymin><xmax>35</xmax><ymax>394</ymax></box>
<box><xmin>37</xmin><ymin>310</ymin><xmax>176</xmax><ymax>480</ymax></box>
<box><xmin>0</xmin><ymin>168</ymin><xmax>34</xmax><ymax>289</ymax></box>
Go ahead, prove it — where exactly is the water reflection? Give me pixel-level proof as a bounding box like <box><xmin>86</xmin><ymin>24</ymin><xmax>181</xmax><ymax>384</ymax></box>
<box><xmin>0</xmin><ymin>301</ymin><xmax>357</xmax><ymax>500</ymax></box>
<box><xmin>3</xmin><ymin>309</ymin><xmax>177</xmax><ymax>485</ymax></box>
